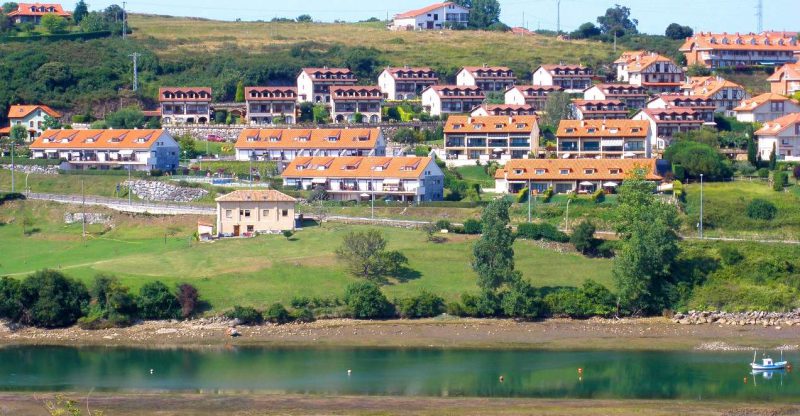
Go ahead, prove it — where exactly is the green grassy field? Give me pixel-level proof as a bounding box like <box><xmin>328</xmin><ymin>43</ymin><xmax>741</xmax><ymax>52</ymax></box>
<box><xmin>455</xmin><ymin>165</ymin><xmax>495</xmax><ymax>189</ymax></box>
<box><xmin>0</xmin><ymin>201</ymin><xmax>614</xmax><ymax>311</ymax></box>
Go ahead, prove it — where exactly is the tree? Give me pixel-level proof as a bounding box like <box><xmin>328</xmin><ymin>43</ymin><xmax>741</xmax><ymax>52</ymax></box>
<box><xmin>87</xmin><ymin>274</ymin><xmax>137</xmax><ymax>325</ymax></box>
<box><xmin>343</xmin><ymin>281</ymin><xmax>394</xmax><ymax>319</ymax></box>
<box><xmin>73</xmin><ymin>0</ymin><xmax>89</xmax><ymax>24</ymax></box>
<box><xmin>42</xmin><ymin>115</ymin><xmax>62</xmax><ymax>130</ymax></box>
<box><xmin>9</xmin><ymin>124</ymin><xmax>28</xmax><ymax>144</ymax></box>
<box><xmin>106</xmin><ymin>106</ymin><xmax>145</xmax><ymax>129</ymax></box>
<box><xmin>1</xmin><ymin>2</ymin><xmax>18</xmax><ymax>14</ymax></box>
<box><xmin>392</xmin><ymin>127</ymin><xmax>419</xmax><ymax>144</ymax></box>
<box><xmin>344</xmin><ymin>47</ymin><xmax>384</xmax><ymax>80</ymax></box>
<box><xmin>0</xmin><ymin>277</ymin><xmax>22</xmax><ymax>321</ymax></box>
<box><xmin>746</xmin><ymin>199</ymin><xmax>777</xmax><ymax>220</ymax></box>
<box><xmin>79</xmin><ymin>11</ymin><xmax>107</xmax><ymax>32</ymax></box>
<box><xmin>665</xmin><ymin>23</ymin><xmax>693</xmax><ymax>40</ymax></box>
<box><xmin>397</xmin><ymin>291</ymin><xmax>445</xmax><ymax>318</ymax></box>
<box><xmin>176</xmin><ymin>283</ymin><xmax>199</xmax><ymax>318</ymax></box>
<box><xmin>312</xmin><ymin>104</ymin><xmax>330</xmax><ymax>123</ymax></box>
<box><xmin>612</xmin><ymin>173</ymin><xmax>680</xmax><ymax>315</ymax></box>
<box><xmin>296</xmin><ymin>14</ymin><xmax>312</xmax><ymax>22</ymax></box>
<box><xmin>542</xmin><ymin>91</ymin><xmax>573</xmax><ymax>128</ymax></box>
<box><xmin>298</xmin><ymin>102</ymin><xmax>314</xmax><ymax>122</ymax></box>
<box><xmin>138</xmin><ymin>281</ymin><xmax>180</xmax><ymax>320</ymax></box>
<box><xmin>570</xmin><ymin>220</ymin><xmax>597</xmax><ymax>255</ymax></box>
<box><xmin>597</xmin><ymin>4</ymin><xmax>638</xmax><ymax>36</ymax></box>
<box><xmin>465</xmin><ymin>0</ymin><xmax>501</xmax><ymax>29</ymax></box>
<box><xmin>234</xmin><ymin>80</ymin><xmax>245</xmax><ymax>102</ymax></box>
<box><xmin>41</xmin><ymin>13</ymin><xmax>69</xmax><ymax>34</ymax></box>
<box><xmin>571</xmin><ymin>22</ymin><xmax>601</xmax><ymax>39</ymax></box>
<box><xmin>663</xmin><ymin>140</ymin><xmax>732</xmax><ymax>180</ymax></box>
<box><xmin>472</xmin><ymin>198</ymin><xmax>519</xmax><ymax>291</ymax></box>
<box><xmin>19</xmin><ymin>270</ymin><xmax>89</xmax><ymax>328</ymax></box>
<box><xmin>747</xmin><ymin>135</ymin><xmax>758</xmax><ymax>165</ymax></box>
<box><xmin>500</xmin><ymin>280</ymin><xmax>541</xmax><ymax>319</ymax></box>
<box><xmin>686</xmin><ymin>64</ymin><xmax>712</xmax><ymax>77</ymax></box>
<box><xmin>0</xmin><ymin>7</ymin><xmax>12</xmax><ymax>34</ymax></box>
<box><xmin>768</xmin><ymin>143</ymin><xmax>777</xmax><ymax>170</ymax></box>
<box><xmin>335</xmin><ymin>230</ymin><xmax>407</xmax><ymax>282</ymax></box>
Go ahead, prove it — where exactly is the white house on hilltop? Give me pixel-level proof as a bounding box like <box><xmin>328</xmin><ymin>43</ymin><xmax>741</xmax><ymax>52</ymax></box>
<box><xmin>389</xmin><ymin>2</ymin><xmax>469</xmax><ymax>31</ymax></box>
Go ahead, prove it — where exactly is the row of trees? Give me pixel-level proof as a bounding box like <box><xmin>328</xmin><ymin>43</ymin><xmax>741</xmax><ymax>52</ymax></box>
<box><xmin>0</xmin><ymin>270</ymin><xmax>200</xmax><ymax>328</ymax></box>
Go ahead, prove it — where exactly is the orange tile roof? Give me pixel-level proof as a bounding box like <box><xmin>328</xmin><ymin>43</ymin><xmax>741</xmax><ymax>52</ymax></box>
<box><xmin>330</xmin><ymin>86</ymin><xmax>383</xmax><ymax>100</ymax></box>
<box><xmin>301</xmin><ymin>68</ymin><xmax>357</xmax><ymax>81</ymax></box>
<box><xmin>30</xmin><ymin>129</ymin><xmax>169</xmax><ymax>150</ymax></box>
<box><xmin>385</xmin><ymin>67</ymin><xmax>438</xmax><ymax>81</ymax></box>
<box><xmin>235</xmin><ymin>128</ymin><xmax>381</xmax><ymax>150</ymax></box>
<box><xmin>540</xmin><ymin>64</ymin><xmax>588</xmax><ymax>71</ymax></box>
<box><xmin>460</xmin><ymin>66</ymin><xmax>514</xmax><ymax>79</ymax></box>
<box><xmin>395</xmin><ymin>2</ymin><xmax>460</xmax><ymax>19</ymax></box>
<box><xmin>159</xmin><ymin>87</ymin><xmax>212</xmax><ymax>102</ymax></box>
<box><xmin>572</xmin><ymin>99</ymin><xmax>625</xmax><ymax>106</ymax></box>
<box><xmin>755</xmin><ymin>113</ymin><xmax>800</xmax><ymax>136</ymax></box>
<box><xmin>589</xmin><ymin>84</ymin><xmax>649</xmax><ymax>96</ymax></box>
<box><xmin>7</xmin><ymin>3</ymin><xmax>70</xmax><ymax>17</ymax></box>
<box><xmin>473</xmin><ymin>104</ymin><xmax>536</xmax><ymax>114</ymax></box>
<box><xmin>282</xmin><ymin>156</ymin><xmax>434</xmax><ymax>179</ymax></box>
<box><xmin>0</xmin><ymin>127</ymin><xmax>11</xmax><ymax>135</ymax></box>
<box><xmin>734</xmin><ymin>93</ymin><xmax>798</xmax><ymax>111</ymax></box>
<box><xmin>557</xmin><ymin>120</ymin><xmax>649</xmax><ymax>138</ymax></box>
<box><xmin>445</xmin><ymin>115</ymin><xmax>538</xmax><ymax>134</ymax></box>
<box><xmin>617</xmin><ymin>51</ymin><xmax>678</xmax><ymax>72</ymax></box>
<box><xmin>681</xmin><ymin>76</ymin><xmax>745</xmax><ymax>98</ymax></box>
<box><xmin>638</xmin><ymin>108</ymin><xmax>705</xmax><ymax>125</ymax></box>
<box><xmin>680</xmin><ymin>32</ymin><xmax>800</xmax><ymax>53</ymax></box>
<box><xmin>768</xmin><ymin>63</ymin><xmax>800</xmax><ymax>82</ymax></box>
<box><xmin>496</xmin><ymin>158</ymin><xmax>662</xmax><ymax>181</ymax></box>
<box><xmin>244</xmin><ymin>87</ymin><xmax>297</xmax><ymax>101</ymax></box>
<box><xmin>215</xmin><ymin>190</ymin><xmax>296</xmax><ymax>203</ymax></box>
<box><xmin>425</xmin><ymin>85</ymin><xmax>485</xmax><ymax>98</ymax></box>
<box><xmin>510</xmin><ymin>85</ymin><xmax>564</xmax><ymax>94</ymax></box>
<box><xmin>8</xmin><ymin>104</ymin><xmax>61</xmax><ymax>119</ymax></box>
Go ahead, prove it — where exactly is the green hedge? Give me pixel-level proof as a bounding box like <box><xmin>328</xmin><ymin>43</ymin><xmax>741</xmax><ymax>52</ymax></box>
<box><xmin>0</xmin><ymin>31</ymin><xmax>111</xmax><ymax>43</ymax></box>
<box><xmin>58</xmin><ymin>169</ymin><xmax>149</xmax><ymax>177</ymax></box>
<box><xmin>0</xmin><ymin>157</ymin><xmax>61</xmax><ymax>166</ymax></box>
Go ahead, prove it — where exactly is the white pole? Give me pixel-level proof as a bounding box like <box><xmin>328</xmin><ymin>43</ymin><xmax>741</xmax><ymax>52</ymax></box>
<box><xmin>699</xmin><ymin>174</ymin><xmax>704</xmax><ymax>239</ymax></box>
<box><xmin>128</xmin><ymin>165</ymin><xmax>132</xmax><ymax>205</ymax></box>
<box><xmin>371</xmin><ymin>161</ymin><xmax>375</xmax><ymax>220</ymax></box>
<box><xmin>565</xmin><ymin>198</ymin><xmax>571</xmax><ymax>232</ymax></box>
<box><xmin>10</xmin><ymin>142</ymin><xmax>15</xmax><ymax>193</ymax></box>
<box><xmin>527</xmin><ymin>179</ymin><xmax>532</xmax><ymax>222</ymax></box>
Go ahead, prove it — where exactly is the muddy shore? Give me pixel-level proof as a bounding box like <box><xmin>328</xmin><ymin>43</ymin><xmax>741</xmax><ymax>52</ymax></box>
<box><xmin>3</xmin><ymin>317</ymin><xmax>799</xmax><ymax>350</ymax></box>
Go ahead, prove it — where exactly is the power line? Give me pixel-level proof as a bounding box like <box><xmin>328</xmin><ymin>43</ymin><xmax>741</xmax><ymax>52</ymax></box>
<box><xmin>756</xmin><ymin>0</ymin><xmax>763</xmax><ymax>32</ymax></box>
<box><xmin>129</xmin><ymin>52</ymin><xmax>140</xmax><ymax>92</ymax></box>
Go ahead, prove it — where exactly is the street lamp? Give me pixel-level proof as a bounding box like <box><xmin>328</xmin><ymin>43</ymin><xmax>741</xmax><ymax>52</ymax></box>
<box><xmin>699</xmin><ymin>173</ymin><xmax>704</xmax><ymax>239</ymax></box>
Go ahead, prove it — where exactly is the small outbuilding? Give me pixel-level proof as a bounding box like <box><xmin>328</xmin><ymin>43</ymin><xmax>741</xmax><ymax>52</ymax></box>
<box><xmin>215</xmin><ymin>190</ymin><xmax>297</xmax><ymax>237</ymax></box>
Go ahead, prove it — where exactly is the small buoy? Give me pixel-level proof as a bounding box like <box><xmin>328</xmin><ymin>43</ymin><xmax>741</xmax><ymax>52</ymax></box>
<box><xmin>347</xmin><ymin>369</ymin><xmax>352</xmax><ymax>376</ymax></box>
<box><xmin>499</xmin><ymin>376</ymin><xmax>504</xmax><ymax>382</ymax></box>
<box><xmin>743</xmin><ymin>377</ymin><xmax>747</xmax><ymax>384</ymax></box>
<box><xmin>150</xmin><ymin>369</ymin><xmax>154</xmax><ymax>374</ymax></box>
<box><xmin>578</xmin><ymin>368</ymin><xmax>583</xmax><ymax>374</ymax></box>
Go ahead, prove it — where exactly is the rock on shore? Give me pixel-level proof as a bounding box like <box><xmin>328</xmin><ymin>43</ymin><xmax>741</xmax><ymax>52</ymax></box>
<box><xmin>673</xmin><ymin>310</ymin><xmax>800</xmax><ymax>327</ymax></box>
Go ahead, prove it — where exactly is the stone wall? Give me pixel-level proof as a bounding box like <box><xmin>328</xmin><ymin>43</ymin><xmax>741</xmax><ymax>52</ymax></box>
<box><xmin>672</xmin><ymin>310</ymin><xmax>800</xmax><ymax>327</ymax></box>
<box><xmin>123</xmin><ymin>180</ymin><xmax>209</xmax><ymax>202</ymax></box>
<box><xmin>0</xmin><ymin>164</ymin><xmax>59</xmax><ymax>175</ymax></box>
<box><xmin>64</xmin><ymin>212</ymin><xmax>111</xmax><ymax>225</ymax></box>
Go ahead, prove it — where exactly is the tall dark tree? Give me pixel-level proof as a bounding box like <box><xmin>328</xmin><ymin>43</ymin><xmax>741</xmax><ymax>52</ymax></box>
<box><xmin>571</xmin><ymin>22</ymin><xmax>601</xmax><ymax>39</ymax></box>
<box><xmin>542</xmin><ymin>91</ymin><xmax>574</xmax><ymax>128</ymax></box>
<box><xmin>466</xmin><ymin>0</ymin><xmax>500</xmax><ymax>29</ymax></box>
<box><xmin>747</xmin><ymin>135</ymin><xmax>758</xmax><ymax>166</ymax></box>
<box><xmin>769</xmin><ymin>143</ymin><xmax>777</xmax><ymax>170</ymax></box>
<box><xmin>597</xmin><ymin>4</ymin><xmax>638</xmax><ymax>36</ymax></box>
<box><xmin>73</xmin><ymin>0</ymin><xmax>89</xmax><ymax>24</ymax></box>
<box><xmin>665</xmin><ymin>23</ymin><xmax>693</xmax><ymax>40</ymax></box>
<box><xmin>472</xmin><ymin>198</ymin><xmax>519</xmax><ymax>291</ymax></box>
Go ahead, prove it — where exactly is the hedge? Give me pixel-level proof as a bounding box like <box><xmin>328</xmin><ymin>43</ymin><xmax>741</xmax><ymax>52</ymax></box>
<box><xmin>0</xmin><ymin>31</ymin><xmax>111</xmax><ymax>43</ymax></box>
<box><xmin>58</xmin><ymin>169</ymin><xmax>150</xmax><ymax>177</ymax></box>
<box><xmin>0</xmin><ymin>157</ymin><xmax>61</xmax><ymax>166</ymax></box>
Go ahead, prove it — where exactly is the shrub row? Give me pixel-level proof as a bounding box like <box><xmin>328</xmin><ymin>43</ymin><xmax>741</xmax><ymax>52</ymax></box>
<box><xmin>516</xmin><ymin>222</ymin><xmax>569</xmax><ymax>243</ymax></box>
<box><xmin>0</xmin><ymin>157</ymin><xmax>61</xmax><ymax>166</ymax></box>
<box><xmin>0</xmin><ymin>31</ymin><xmax>111</xmax><ymax>42</ymax></box>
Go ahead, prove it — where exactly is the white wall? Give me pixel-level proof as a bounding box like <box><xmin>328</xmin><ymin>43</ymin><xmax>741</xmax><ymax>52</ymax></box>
<box><xmin>532</xmin><ymin>68</ymin><xmax>554</xmax><ymax>86</ymax></box>
<box><xmin>456</xmin><ymin>70</ymin><xmax>476</xmax><ymax>87</ymax></box>
<box><xmin>378</xmin><ymin>71</ymin><xmax>396</xmax><ymax>100</ymax></box>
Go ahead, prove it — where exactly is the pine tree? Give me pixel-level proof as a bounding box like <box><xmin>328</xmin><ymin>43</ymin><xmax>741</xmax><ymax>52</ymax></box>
<box><xmin>234</xmin><ymin>80</ymin><xmax>245</xmax><ymax>103</ymax></box>
<box><xmin>768</xmin><ymin>142</ymin><xmax>777</xmax><ymax>170</ymax></box>
<box><xmin>73</xmin><ymin>0</ymin><xmax>89</xmax><ymax>24</ymax></box>
<box><xmin>746</xmin><ymin>135</ymin><xmax>757</xmax><ymax>166</ymax></box>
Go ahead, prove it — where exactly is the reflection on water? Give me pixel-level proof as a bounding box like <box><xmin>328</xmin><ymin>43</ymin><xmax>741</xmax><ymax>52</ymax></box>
<box><xmin>0</xmin><ymin>346</ymin><xmax>796</xmax><ymax>400</ymax></box>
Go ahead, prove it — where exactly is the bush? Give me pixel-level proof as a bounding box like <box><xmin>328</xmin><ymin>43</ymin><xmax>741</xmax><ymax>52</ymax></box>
<box><xmin>462</xmin><ymin>219</ymin><xmax>482</xmax><ymax>234</ymax></box>
<box><xmin>543</xmin><ymin>280</ymin><xmax>615</xmax><ymax>318</ymax></box>
<box><xmin>773</xmin><ymin>171</ymin><xmax>788</xmax><ymax>191</ymax></box>
<box><xmin>746</xmin><ymin>198</ymin><xmax>777</xmax><ymax>220</ymax></box>
<box><xmin>227</xmin><ymin>305</ymin><xmax>263</xmax><ymax>325</ymax></box>
<box><xmin>672</xmin><ymin>164</ymin><xmax>686</xmax><ymax>181</ymax></box>
<box><xmin>516</xmin><ymin>187</ymin><xmax>529</xmax><ymax>203</ymax></box>
<box><xmin>290</xmin><ymin>296</ymin><xmax>311</xmax><ymax>309</ymax></box>
<box><xmin>138</xmin><ymin>281</ymin><xmax>180</xmax><ymax>320</ymax></box>
<box><xmin>177</xmin><ymin>283</ymin><xmax>200</xmax><ymax>318</ymax></box>
<box><xmin>719</xmin><ymin>246</ymin><xmax>744</xmax><ymax>266</ymax></box>
<box><xmin>291</xmin><ymin>307</ymin><xmax>315</xmax><ymax>323</ymax></box>
<box><xmin>435</xmin><ymin>220</ymin><xmax>452</xmax><ymax>231</ymax></box>
<box><xmin>591</xmin><ymin>189</ymin><xmax>605</xmax><ymax>203</ymax></box>
<box><xmin>664</xmin><ymin>141</ymin><xmax>733</xmax><ymax>180</ymax></box>
<box><xmin>757</xmin><ymin>168</ymin><xmax>770</xmax><ymax>178</ymax></box>
<box><xmin>450</xmin><ymin>291</ymin><xmax>499</xmax><ymax>317</ymax></box>
<box><xmin>570</xmin><ymin>220</ymin><xmax>597</xmax><ymax>255</ymax></box>
<box><xmin>265</xmin><ymin>303</ymin><xmax>291</xmax><ymax>324</ymax></box>
<box><xmin>343</xmin><ymin>281</ymin><xmax>394</xmax><ymax>319</ymax></box>
<box><xmin>541</xmin><ymin>187</ymin><xmax>554</xmax><ymax>203</ymax></box>
<box><xmin>0</xmin><ymin>277</ymin><xmax>22</xmax><ymax>321</ymax></box>
<box><xmin>517</xmin><ymin>222</ymin><xmax>568</xmax><ymax>242</ymax></box>
<box><xmin>500</xmin><ymin>281</ymin><xmax>542</xmax><ymax>320</ymax></box>
<box><xmin>735</xmin><ymin>161</ymin><xmax>757</xmax><ymax>175</ymax></box>
<box><xmin>397</xmin><ymin>291</ymin><xmax>445</xmax><ymax>318</ymax></box>
<box><xmin>19</xmin><ymin>270</ymin><xmax>89</xmax><ymax>328</ymax></box>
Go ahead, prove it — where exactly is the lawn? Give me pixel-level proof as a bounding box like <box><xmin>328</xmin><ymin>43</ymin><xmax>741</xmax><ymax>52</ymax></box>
<box><xmin>0</xmin><ymin>201</ymin><xmax>614</xmax><ymax>311</ymax></box>
<box><xmin>455</xmin><ymin>165</ymin><xmax>495</xmax><ymax>189</ymax></box>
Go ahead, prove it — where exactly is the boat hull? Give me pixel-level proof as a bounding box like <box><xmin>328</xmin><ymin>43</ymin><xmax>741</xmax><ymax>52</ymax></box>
<box><xmin>751</xmin><ymin>362</ymin><xmax>788</xmax><ymax>371</ymax></box>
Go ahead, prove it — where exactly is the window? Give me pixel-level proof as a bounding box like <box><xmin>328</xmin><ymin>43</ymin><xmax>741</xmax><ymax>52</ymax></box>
<box><xmin>584</xmin><ymin>169</ymin><xmax>595</xmax><ymax>174</ymax></box>
<box><xmin>281</xmin><ymin>209</ymin><xmax>289</xmax><ymax>217</ymax></box>
<box><xmin>609</xmin><ymin>169</ymin><xmax>621</xmax><ymax>175</ymax></box>
<box><xmin>243</xmin><ymin>210</ymin><xmax>251</xmax><ymax>218</ymax></box>
<box><xmin>225</xmin><ymin>210</ymin><xmax>232</xmax><ymax>218</ymax></box>
<box><xmin>262</xmin><ymin>209</ymin><xmax>269</xmax><ymax>217</ymax></box>
<box><xmin>247</xmin><ymin>225</ymin><xmax>254</xmax><ymax>232</ymax></box>
<box><xmin>559</xmin><ymin>169</ymin><xmax>570</xmax><ymax>175</ymax></box>
<box><xmin>513</xmin><ymin>169</ymin><xmax>524</xmax><ymax>175</ymax></box>
<box><xmin>535</xmin><ymin>169</ymin><xmax>545</xmax><ymax>175</ymax></box>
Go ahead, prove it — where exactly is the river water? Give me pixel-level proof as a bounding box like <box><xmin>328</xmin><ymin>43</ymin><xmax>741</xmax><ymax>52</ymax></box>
<box><xmin>0</xmin><ymin>346</ymin><xmax>796</xmax><ymax>400</ymax></box>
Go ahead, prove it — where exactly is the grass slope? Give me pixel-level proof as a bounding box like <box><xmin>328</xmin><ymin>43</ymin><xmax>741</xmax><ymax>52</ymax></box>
<box><xmin>0</xmin><ymin>201</ymin><xmax>613</xmax><ymax>311</ymax></box>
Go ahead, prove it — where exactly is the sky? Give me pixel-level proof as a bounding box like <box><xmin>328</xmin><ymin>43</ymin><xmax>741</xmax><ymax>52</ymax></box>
<box><xmin>71</xmin><ymin>0</ymin><xmax>797</xmax><ymax>35</ymax></box>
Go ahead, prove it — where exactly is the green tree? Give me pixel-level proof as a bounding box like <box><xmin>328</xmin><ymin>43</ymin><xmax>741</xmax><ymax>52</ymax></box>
<box><xmin>10</xmin><ymin>124</ymin><xmax>28</xmax><ymax>143</ymax></box>
<box><xmin>73</xmin><ymin>0</ymin><xmax>89</xmax><ymax>24</ymax></box>
<box><xmin>597</xmin><ymin>4</ymin><xmax>638</xmax><ymax>36</ymax></box>
<box><xmin>335</xmin><ymin>230</ymin><xmax>408</xmax><ymax>282</ymax></box>
<box><xmin>500</xmin><ymin>280</ymin><xmax>541</xmax><ymax>319</ymax></box>
<box><xmin>571</xmin><ymin>22</ymin><xmax>601</xmax><ymax>39</ymax></box>
<box><xmin>344</xmin><ymin>281</ymin><xmax>394</xmax><ymax>319</ymax></box>
<box><xmin>768</xmin><ymin>143</ymin><xmax>777</xmax><ymax>170</ymax></box>
<box><xmin>19</xmin><ymin>270</ymin><xmax>89</xmax><ymax>328</ymax></box>
<box><xmin>79</xmin><ymin>11</ymin><xmax>107</xmax><ymax>32</ymax></box>
<box><xmin>663</xmin><ymin>140</ymin><xmax>732</xmax><ymax>180</ymax></box>
<box><xmin>466</xmin><ymin>0</ymin><xmax>501</xmax><ymax>29</ymax></box>
<box><xmin>86</xmin><ymin>274</ymin><xmax>137</xmax><ymax>325</ymax></box>
<box><xmin>0</xmin><ymin>277</ymin><xmax>22</xmax><ymax>321</ymax></box>
<box><xmin>612</xmin><ymin>173</ymin><xmax>680</xmax><ymax>315</ymax></box>
<box><xmin>106</xmin><ymin>106</ymin><xmax>145</xmax><ymax>129</ymax></box>
<box><xmin>312</xmin><ymin>104</ymin><xmax>330</xmax><ymax>123</ymax></box>
<box><xmin>664</xmin><ymin>23</ymin><xmax>693</xmax><ymax>40</ymax></box>
<box><xmin>747</xmin><ymin>135</ymin><xmax>758</xmax><ymax>165</ymax></box>
<box><xmin>41</xmin><ymin>13</ymin><xmax>69</xmax><ymax>34</ymax></box>
<box><xmin>472</xmin><ymin>198</ymin><xmax>519</xmax><ymax>291</ymax></box>
<box><xmin>570</xmin><ymin>220</ymin><xmax>597</xmax><ymax>255</ymax></box>
<box><xmin>296</xmin><ymin>14</ymin><xmax>312</xmax><ymax>22</ymax></box>
<box><xmin>234</xmin><ymin>80</ymin><xmax>245</xmax><ymax>102</ymax></box>
<box><xmin>542</xmin><ymin>91</ymin><xmax>573</xmax><ymax>128</ymax></box>
<box><xmin>138</xmin><ymin>281</ymin><xmax>180</xmax><ymax>320</ymax></box>
<box><xmin>392</xmin><ymin>127</ymin><xmax>419</xmax><ymax>144</ymax></box>
<box><xmin>42</xmin><ymin>115</ymin><xmax>62</xmax><ymax>130</ymax></box>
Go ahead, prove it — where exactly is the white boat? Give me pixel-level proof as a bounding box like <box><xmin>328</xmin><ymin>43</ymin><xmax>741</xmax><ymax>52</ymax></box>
<box><xmin>750</xmin><ymin>351</ymin><xmax>788</xmax><ymax>371</ymax></box>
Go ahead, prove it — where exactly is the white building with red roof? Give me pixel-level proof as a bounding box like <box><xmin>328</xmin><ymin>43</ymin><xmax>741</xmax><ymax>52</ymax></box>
<box><xmin>755</xmin><ymin>113</ymin><xmax>800</xmax><ymax>161</ymax></box>
<box><xmin>680</xmin><ymin>31</ymin><xmax>800</xmax><ymax>69</ymax></box>
<box><xmin>557</xmin><ymin>119</ymin><xmax>652</xmax><ymax>159</ymax></box>
<box><xmin>378</xmin><ymin>66</ymin><xmax>438</xmax><ymax>100</ymax></box>
<box><xmin>632</xmin><ymin>108</ymin><xmax>704</xmax><ymax>149</ymax></box>
<box><xmin>2</xmin><ymin>104</ymin><xmax>62</xmax><ymax>140</ymax></box>
<box><xmin>159</xmin><ymin>87</ymin><xmax>212</xmax><ymax>124</ymax></box>
<box><xmin>234</xmin><ymin>128</ymin><xmax>385</xmax><ymax>165</ymax></box>
<box><xmin>421</xmin><ymin>85</ymin><xmax>485</xmax><ymax>117</ymax></box>
<box><xmin>443</xmin><ymin>115</ymin><xmax>539</xmax><ymax>164</ymax></box>
<box><xmin>296</xmin><ymin>67</ymin><xmax>358</xmax><ymax>104</ymax></box>
<box><xmin>584</xmin><ymin>84</ymin><xmax>649</xmax><ymax>109</ymax></box>
<box><xmin>734</xmin><ymin>93</ymin><xmax>800</xmax><ymax>123</ymax></box>
<box><xmin>456</xmin><ymin>65</ymin><xmax>515</xmax><ymax>92</ymax></box>
<box><xmin>470</xmin><ymin>104</ymin><xmax>536</xmax><ymax>117</ymax></box>
<box><xmin>614</xmin><ymin>51</ymin><xmax>685</xmax><ymax>93</ymax></box>
<box><xmin>245</xmin><ymin>87</ymin><xmax>298</xmax><ymax>125</ymax></box>
<box><xmin>570</xmin><ymin>100</ymin><xmax>628</xmax><ymax>120</ymax></box>
<box><xmin>646</xmin><ymin>94</ymin><xmax>716</xmax><ymax>125</ymax></box>
<box><xmin>768</xmin><ymin>63</ymin><xmax>800</xmax><ymax>96</ymax></box>
<box><xmin>6</xmin><ymin>3</ymin><xmax>71</xmax><ymax>24</ymax></box>
<box><xmin>329</xmin><ymin>86</ymin><xmax>383</xmax><ymax>123</ymax></box>
<box><xmin>29</xmin><ymin>129</ymin><xmax>179</xmax><ymax>172</ymax></box>
<box><xmin>505</xmin><ymin>85</ymin><xmax>563</xmax><ymax>110</ymax></box>
<box><xmin>390</xmin><ymin>2</ymin><xmax>469</xmax><ymax>31</ymax></box>
<box><xmin>680</xmin><ymin>76</ymin><xmax>747</xmax><ymax>114</ymax></box>
<box><xmin>532</xmin><ymin>64</ymin><xmax>593</xmax><ymax>93</ymax></box>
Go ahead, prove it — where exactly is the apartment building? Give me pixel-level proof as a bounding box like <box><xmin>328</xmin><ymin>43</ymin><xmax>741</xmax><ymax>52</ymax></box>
<box><xmin>282</xmin><ymin>156</ymin><xmax>445</xmax><ymax>202</ymax></box>
<box><xmin>297</xmin><ymin>67</ymin><xmax>358</xmax><ymax>103</ymax></box>
<box><xmin>378</xmin><ymin>67</ymin><xmax>438</xmax><ymax>100</ymax></box>
<box><xmin>614</xmin><ymin>51</ymin><xmax>685</xmax><ymax>93</ymax></box>
<box><xmin>234</xmin><ymin>128</ymin><xmax>385</xmax><ymax>165</ymax></box>
<box><xmin>734</xmin><ymin>93</ymin><xmax>800</xmax><ymax>123</ymax></box>
<box><xmin>245</xmin><ymin>87</ymin><xmax>298</xmax><ymax>125</ymax></box>
<box><xmin>632</xmin><ymin>108</ymin><xmax>704</xmax><ymax>149</ymax></box>
<box><xmin>29</xmin><ymin>129</ymin><xmax>179</xmax><ymax>172</ymax></box>
<box><xmin>159</xmin><ymin>87</ymin><xmax>212</xmax><ymax>124</ymax></box>
<box><xmin>6</xmin><ymin>3</ymin><xmax>70</xmax><ymax>24</ymax></box>
<box><xmin>443</xmin><ymin>115</ymin><xmax>539</xmax><ymax>164</ymax></box>
<box><xmin>570</xmin><ymin>100</ymin><xmax>628</xmax><ymax>120</ymax></box>
<box><xmin>755</xmin><ymin>113</ymin><xmax>800</xmax><ymax>161</ymax></box>
<box><xmin>531</xmin><ymin>64</ymin><xmax>593</xmax><ymax>93</ymax></box>
<box><xmin>421</xmin><ymin>85</ymin><xmax>485</xmax><ymax>116</ymax></box>
<box><xmin>556</xmin><ymin>119</ymin><xmax>652</xmax><ymax>159</ymax></box>
<box><xmin>456</xmin><ymin>65</ymin><xmax>516</xmax><ymax>92</ymax></box>
<box><xmin>504</xmin><ymin>85</ymin><xmax>563</xmax><ymax>110</ymax></box>
<box><xmin>390</xmin><ymin>2</ymin><xmax>469</xmax><ymax>31</ymax></box>
<box><xmin>583</xmin><ymin>84</ymin><xmax>648</xmax><ymax>109</ymax></box>
<box><xmin>680</xmin><ymin>31</ymin><xmax>800</xmax><ymax>68</ymax></box>
<box><xmin>681</xmin><ymin>76</ymin><xmax>747</xmax><ymax>114</ymax></box>
<box><xmin>470</xmin><ymin>104</ymin><xmax>536</xmax><ymax>117</ymax></box>
<box><xmin>646</xmin><ymin>95</ymin><xmax>716</xmax><ymax>125</ymax></box>
<box><xmin>329</xmin><ymin>86</ymin><xmax>383</xmax><ymax>123</ymax></box>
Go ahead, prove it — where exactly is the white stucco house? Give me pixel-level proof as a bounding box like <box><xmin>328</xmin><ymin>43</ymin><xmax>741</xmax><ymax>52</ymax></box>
<box><xmin>389</xmin><ymin>2</ymin><xmax>469</xmax><ymax>31</ymax></box>
<box><xmin>755</xmin><ymin>113</ymin><xmax>800</xmax><ymax>161</ymax></box>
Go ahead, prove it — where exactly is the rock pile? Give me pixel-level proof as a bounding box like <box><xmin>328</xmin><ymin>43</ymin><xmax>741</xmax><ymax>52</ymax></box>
<box><xmin>0</xmin><ymin>164</ymin><xmax>59</xmax><ymax>175</ymax></box>
<box><xmin>64</xmin><ymin>212</ymin><xmax>111</xmax><ymax>225</ymax></box>
<box><xmin>123</xmin><ymin>180</ymin><xmax>208</xmax><ymax>202</ymax></box>
<box><xmin>672</xmin><ymin>310</ymin><xmax>800</xmax><ymax>327</ymax></box>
